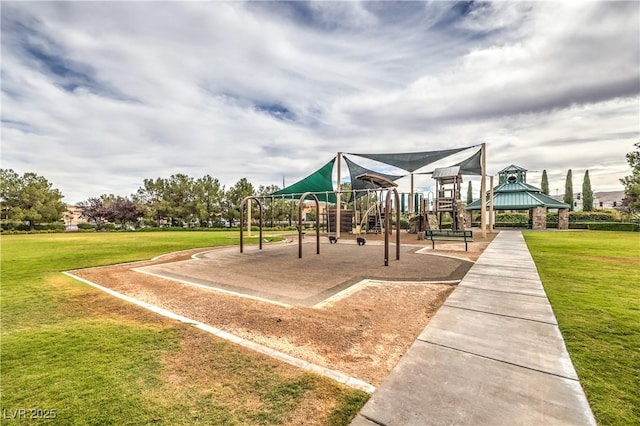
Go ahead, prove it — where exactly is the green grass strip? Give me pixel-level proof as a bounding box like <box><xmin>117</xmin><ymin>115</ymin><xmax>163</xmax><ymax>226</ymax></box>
<box><xmin>524</xmin><ymin>231</ymin><xmax>640</xmax><ymax>425</ymax></box>
<box><xmin>1</xmin><ymin>232</ymin><xmax>367</xmax><ymax>425</ymax></box>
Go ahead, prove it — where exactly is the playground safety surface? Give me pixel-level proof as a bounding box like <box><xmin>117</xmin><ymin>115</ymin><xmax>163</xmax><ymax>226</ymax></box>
<box><xmin>134</xmin><ymin>240</ymin><xmax>471</xmax><ymax>307</ymax></box>
<box><xmin>71</xmin><ymin>231</ymin><xmax>496</xmax><ymax>385</ymax></box>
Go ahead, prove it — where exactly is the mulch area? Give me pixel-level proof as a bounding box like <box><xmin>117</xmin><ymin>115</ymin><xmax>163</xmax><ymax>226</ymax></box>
<box><xmin>70</xmin><ymin>230</ymin><xmax>497</xmax><ymax>386</ymax></box>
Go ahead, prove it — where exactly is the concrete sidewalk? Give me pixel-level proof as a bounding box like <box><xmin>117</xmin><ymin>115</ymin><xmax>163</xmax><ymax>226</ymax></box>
<box><xmin>351</xmin><ymin>230</ymin><xmax>596</xmax><ymax>426</ymax></box>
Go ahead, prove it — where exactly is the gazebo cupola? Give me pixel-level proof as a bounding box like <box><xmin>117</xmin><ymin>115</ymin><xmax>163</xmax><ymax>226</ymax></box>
<box><xmin>499</xmin><ymin>165</ymin><xmax>528</xmax><ymax>185</ymax></box>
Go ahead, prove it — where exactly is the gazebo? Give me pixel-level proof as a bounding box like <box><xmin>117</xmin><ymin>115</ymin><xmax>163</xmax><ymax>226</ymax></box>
<box><xmin>465</xmin><ymin>165</ymin><xmax>571</xmax><ymax>230</ymax></box>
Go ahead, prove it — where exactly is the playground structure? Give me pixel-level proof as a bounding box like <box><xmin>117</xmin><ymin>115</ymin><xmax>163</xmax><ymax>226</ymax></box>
<box><xmin>238</xmin><ymin>144</ymin><xmax>492</xmax><ymax>265</ymax></box>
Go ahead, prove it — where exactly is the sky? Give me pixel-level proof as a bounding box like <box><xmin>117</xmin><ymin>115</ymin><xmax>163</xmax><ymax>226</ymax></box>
<box><xmin>2</xmin><ymin>1</ymin><xmax>639</xmax><ymax>204</ymax></box>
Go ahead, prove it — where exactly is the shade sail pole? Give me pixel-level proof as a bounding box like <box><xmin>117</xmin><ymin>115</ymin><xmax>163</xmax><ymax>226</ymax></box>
<box><xmin>481</xmin><ymin>143</ymin><xmax>487</xmax><ymax>238</ymax></box>
<box><xmin>409</xmin><ymin>173</ymin><xmax>414</xmax><ymax>215</ymax></box>
<box><xmin>336</xmin><ymin>152</ymin><xmax>342</xmax><ymax>239</ymax></box>
<box><xmin>489</xmin><ymin>175</ymin><xmax>495</xmax><ymax>233</ymax></box>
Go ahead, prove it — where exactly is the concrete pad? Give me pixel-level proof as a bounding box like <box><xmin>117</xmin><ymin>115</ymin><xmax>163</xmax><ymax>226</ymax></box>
<box><xmin>357</xmin><ymin>343</ymin><xmax>595</xmax><ymax>426</ymax></box>
<box><xmin>135</xmin><ymin>243</ymin><xmax>471</xmax><ymax>307</ymax></box>
<box><xmin>444</xmin><ymin>287</ymin><xmax>558</xmax><ymax>324</ymax></box>
<box><xmin>459</xmin><ymin>275</ymin><xmax>547</xmax><ymax>297</ymax></box>
<box><xmin>418</xmin><ymin>306</ymin><xmax>578</xmax><ymax>379</ymax></box>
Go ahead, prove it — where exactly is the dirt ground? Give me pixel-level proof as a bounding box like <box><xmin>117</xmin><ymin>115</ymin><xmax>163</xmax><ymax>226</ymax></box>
<box><xmin>71</xmin><ymin>230</ymin><xmax>497</xmax><ymax>386</ymax></box>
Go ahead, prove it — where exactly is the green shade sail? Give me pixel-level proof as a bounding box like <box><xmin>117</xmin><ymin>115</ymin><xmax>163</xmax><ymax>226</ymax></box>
<box><xmin>271</xmin><ymin>158</ymin><xmax>337</xmax><ymax>203</ymax></box>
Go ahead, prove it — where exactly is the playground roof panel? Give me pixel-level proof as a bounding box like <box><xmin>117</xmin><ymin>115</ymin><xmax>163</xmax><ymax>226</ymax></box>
<box><xmin>355</xmin><ymin>173</ymin><xmax>399</xmax><ymax>188</ymax></box>
<box><xmin>432</xmin><ymin>166</ymin><xmax>461</xmax><ymax>179</ymax></box>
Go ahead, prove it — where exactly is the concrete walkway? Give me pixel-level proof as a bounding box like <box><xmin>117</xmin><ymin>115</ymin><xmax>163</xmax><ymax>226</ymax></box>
<box><xmin>352</xmin><ymin>230</ymin><xmax>596</xmax><ymax>426</ymax></box>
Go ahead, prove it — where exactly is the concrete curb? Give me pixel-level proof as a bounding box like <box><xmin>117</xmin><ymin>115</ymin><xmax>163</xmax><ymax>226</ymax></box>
<box><xmin>62</xmin><ymin>271</ymin><xmax>376</xmax><ymax>394</ymax></box>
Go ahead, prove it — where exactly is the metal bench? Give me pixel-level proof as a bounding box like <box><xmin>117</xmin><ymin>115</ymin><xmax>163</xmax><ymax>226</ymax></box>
<box><xmin>425</xmin><ymin>230</ymin><xmax>473</xmax><ymax>251</ymax></box>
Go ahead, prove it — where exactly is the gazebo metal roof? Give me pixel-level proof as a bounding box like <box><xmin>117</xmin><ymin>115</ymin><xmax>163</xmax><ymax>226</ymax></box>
<box><xmin>466</xmin><ymin>165</ymin><xmax>570</xmax><ymax>211</ymax></box>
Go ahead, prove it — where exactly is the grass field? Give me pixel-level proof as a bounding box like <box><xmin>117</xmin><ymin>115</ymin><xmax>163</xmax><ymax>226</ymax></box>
<box><xmin>524</xmin><ymin>231</ymin><xmax>640</xmax><ymax>426</ymax></box>
<box><xmin>1</xmin><ymin>232</ymin><xmax>368</xmax><ymax>425</ymax></box>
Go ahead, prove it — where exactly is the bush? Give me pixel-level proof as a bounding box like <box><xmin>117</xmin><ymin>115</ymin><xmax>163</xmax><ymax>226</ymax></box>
<box><xmin>569</xmin><ymin>211</ymin><xmax>617</xmax><ymax>222</ymax></box>
<box><xmin>587</xmin><ymin>222</ymin><xmax>638</xmax><ymax>231</ymax></box>
<box><xmin>495</xmin><ymin>212</ymin><xmax>529</xmax><ymax>223</ymax></box>
<box><xmin>1</xmin><ymin>222</ymin><xmax>30</xmax><ymax>231</ymax></box>
<box><xmin>34</xmin><ymin>223</ymin><xmax>66</xmax><ymax>231</ymax></box>
<box><xmin>78</xmin><ymin>223</ymin><xmax>97</xmax><ymax>230</ymax></box>
<box><xmin>569</xmin><ymin>223</ymin><xmax>589</xmax><ymax>229</ymax></box>
<box><xmin>1</xmin><ymin>222</ymin><xmax>66</xmax><ymax>233</ymax></box>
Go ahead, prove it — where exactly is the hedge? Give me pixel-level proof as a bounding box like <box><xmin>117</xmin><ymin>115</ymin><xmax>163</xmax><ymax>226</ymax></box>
<box><xmin>587</xmin><ymin>222</ymin><xmax>639</xmax><ymax>231</ymax></box>
<box><xmin>547</xmin><ymin>211</ymin><xmax>618</xmax><ymax>222</ymax></box>
<box><xmin>1</xmin><ymin>222</ymin><xmax>66</xmax><ymax>231</ymax></box>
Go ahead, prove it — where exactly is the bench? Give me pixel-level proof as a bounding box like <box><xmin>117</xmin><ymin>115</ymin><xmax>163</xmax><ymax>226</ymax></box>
<box><xmin>425</xmin><ymin>230</ymin><xmax>473</xmax><ymax>251</ymax></box>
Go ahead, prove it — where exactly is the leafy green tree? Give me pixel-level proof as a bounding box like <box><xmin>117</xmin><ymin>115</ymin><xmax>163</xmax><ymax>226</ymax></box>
<box><xmin>340</xmin><ymin>182</ymin><xmax>353</xmax><ymax>207</ymax></box>
<box><xmin>258</xmin><ymin>184</ymin><xmax>287</xmax><ymax>227</ymax></box>
<box><xmin>582</xmin><ymin>170</ymin><xmax>593</xmax><ymax>211</ymax></box>
<box><xmin>194</xmin><ymin>175</ymin><xmax>224</xmax><ymax>227</ymax></box>
<box><xmin>0</xmin><ymin>169</ymin><xmax>66</xmax><ymax>230</ymax></box>
<box><xmin>165</xmin><ymin>174</ymin><xmax>197</xmax><ymax>226</ymax></box>
<box><xmin>620</xmin><ymin>142</ymin><xmax>640</xmax><ymax>213</ymax></box>
<box><xmin>541</xmin><ymin>170</ymin><xmax>549</xmax><ymax>195</ymax></box>
<box><xmin>563</xmin><ymin>169</ymin><xmax>574</xmax><ymax>209</ymax></box>
<box><xmin>466</xmin><ymin>181</ymin><xmax>473</xmax><ymax>204</ymax></box>
<box><xmin>133</xmin><ymin>178</ymin><xmax>171</xmax><ymax>227</ymax></box>
<box><xmin>223</xmin><ymin>178</ymin><xmax>255</xmax><ymax>227</ymax></box>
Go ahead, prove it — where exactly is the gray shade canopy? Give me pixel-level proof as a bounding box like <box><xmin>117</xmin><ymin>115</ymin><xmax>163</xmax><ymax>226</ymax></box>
<box><xmin>348</xmin><ymin>146</ymin><xmax>474</xmax><ymax>173</ymax></box>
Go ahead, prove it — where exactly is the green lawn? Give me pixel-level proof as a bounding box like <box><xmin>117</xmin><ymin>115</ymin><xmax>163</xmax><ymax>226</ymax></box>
<box><xmin>523</xmin><ymin>231</ymin><xmax>640</xmax><ymax>426</ymax></box>
<box><xmin>1</xmin><ymin>232</ymin><xmax>368</xmax><ymax>425</ymax></box>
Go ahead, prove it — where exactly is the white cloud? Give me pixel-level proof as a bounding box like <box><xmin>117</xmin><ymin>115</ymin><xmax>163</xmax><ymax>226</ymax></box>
<box><xmin>1</xmin><ymin>1</ymin><xmax>638</xmax><ymax>203</ymax></box>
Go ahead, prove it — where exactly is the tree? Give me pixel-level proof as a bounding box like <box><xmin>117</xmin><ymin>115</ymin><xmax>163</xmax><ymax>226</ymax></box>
<box><xmin>79</xmin><ymin>195</ymin><xmax>143</xmax><ymax>230</ymax></box>
<box><xmin>223</xmin><ymin>178</ymin><xmax>255</xmax><ymax>227</ymax></box>
<box><xmin>563</xmin><ymin>169</ymin><xmax>573</xmax><ymax>209</ymax></box>
<box><xmin>134</xmin><ymin>178</ymin><xmax>171</xmax><ymax>227</ymax></box>
<box><xmin>165</xmin><ymin>174</ymin><xmax>197</xmax><ymax>226</ymax></box>
<box><xmin>108</xmin><ymin>196</ymin><xmax>143</xmax><ymax>229</ymax></box>
<box><xmin>582</xmin><ymin>170</ymin><xmax>593</xmax><ymax>211</ymax></box>
<box><xmin>194</xmin><ymin>175</ymin><xmax>224</xmax><ymax>227</ymax></box>
<box><xmin>541</xmin><ymin>170</ymin><xmax>550</xmax><ymax>195</ymax></box>
<box><xmin>78</xmin><ymin>197</ymin><xmax>110</xmax><ymax>230</ymax></box>
<box><xmin>0</xmin><ymin>169</ymin><xmax>66</xmax><ymax>230</ymax></box>
<box><xmin>620</xmin><ymin>142</ymin><xmax>640</xmax><ymax>213</ymax></box>
<box><xmin>466</xmin><ymin>181</ymin><xmax>473</xmax><ymax>204</ymax></box>
<box><xmin>258</xmin><ymin>184</ymin><xmax>287</xmax><ymax>227</ymax></box>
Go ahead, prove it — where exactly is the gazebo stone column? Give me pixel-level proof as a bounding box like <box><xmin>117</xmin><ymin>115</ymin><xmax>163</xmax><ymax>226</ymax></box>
<box><xmin>558</xmin><ymin>208</ymin><xmax>569</xmax><ymax>230</ymax></box>
<box><xmin>532</xmin><ymin>206</ymin><xmax>547</xmax><ymax>230</ymax></box>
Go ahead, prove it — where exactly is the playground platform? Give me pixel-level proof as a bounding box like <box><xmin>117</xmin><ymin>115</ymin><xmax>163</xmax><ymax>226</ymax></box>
<box><xmin>351</xmin><ymin>230</ymin><xmax>596</xmax><ymax>426</ymax></box>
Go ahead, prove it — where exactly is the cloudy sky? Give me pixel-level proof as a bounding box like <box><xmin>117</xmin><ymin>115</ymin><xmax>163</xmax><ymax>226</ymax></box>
<box><xmin>2</xmin><ymin>1</ymin><xmax>638</xmax><ymax>203</ymax></box>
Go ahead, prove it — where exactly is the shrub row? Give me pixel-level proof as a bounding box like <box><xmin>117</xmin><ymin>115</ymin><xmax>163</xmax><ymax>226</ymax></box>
<box><xmin>546</xmin><ymin>211</ymin><xmax>618</xmax><ymax>222</ymax></box>
<box><xmin>587</xmin><ymin>222</ymin><xmax>639</xmax><ymax>231</ymax></box>
<box><xmin>1</xmin><ymin>222</ymin><xmax>66</xmax><ymax>231</ymax></box>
